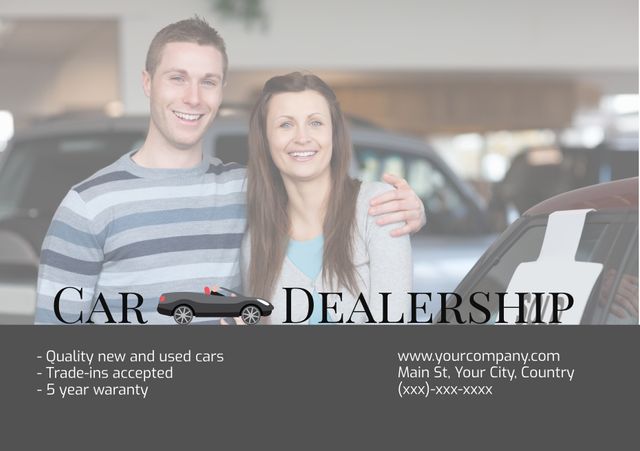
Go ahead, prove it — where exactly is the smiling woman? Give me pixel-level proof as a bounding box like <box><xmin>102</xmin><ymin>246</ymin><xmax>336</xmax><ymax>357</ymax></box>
<box><xmin>243</xmin><ymin>72</ymin><xmax>412</xmax><ymax>324</ymax></box>
<box><xmin>266</xmin><ymin>90</ymin><xmax>334</xmax><ymax>185</ymax></box>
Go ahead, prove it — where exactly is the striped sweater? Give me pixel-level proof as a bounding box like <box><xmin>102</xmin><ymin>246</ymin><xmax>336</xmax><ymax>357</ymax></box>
<box><xmin>35</xmin><ymin>150</ymin><xmax>246</xmax><ymax>324</ymax></box>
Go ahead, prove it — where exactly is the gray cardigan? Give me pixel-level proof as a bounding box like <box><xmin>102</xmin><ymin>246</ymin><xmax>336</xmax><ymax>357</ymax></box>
<box><xmin>241</xmin><ymin>182</ymin><xmax>413</xmax><ymax>324</ymax></box>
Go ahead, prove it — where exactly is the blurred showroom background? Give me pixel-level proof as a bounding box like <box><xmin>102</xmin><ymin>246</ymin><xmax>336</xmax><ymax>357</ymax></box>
<box><xmin>0</xmin><ymin>0</ymin><xmax>636</xmax><ymax>322</ymax></box>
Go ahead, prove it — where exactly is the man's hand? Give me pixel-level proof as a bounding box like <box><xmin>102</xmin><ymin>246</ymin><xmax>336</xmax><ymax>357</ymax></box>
<box><xmin>368</xmin><ymin>173</ymin><xmax>427</xmax><ymax>237</ymax></box>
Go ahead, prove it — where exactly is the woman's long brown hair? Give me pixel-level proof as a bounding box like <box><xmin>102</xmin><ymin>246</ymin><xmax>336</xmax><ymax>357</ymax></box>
<box><xmin>247</xmin><ymin>72</ymin><xmax>361</xmax><ymax>299</ymax></box>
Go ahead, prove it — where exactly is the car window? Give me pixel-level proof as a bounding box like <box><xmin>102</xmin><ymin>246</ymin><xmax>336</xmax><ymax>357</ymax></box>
<box><xmin>0</xmin><ymin>133</ymin><xmax>143</xmax><ymax>220</ymax></box>
<box><xmin>583</xmin><ymin>221</ymin><xmax>638</xmax><ymax>324</ymax></box>
<box><xmin>217</xmin><ymin>287</ymin><xmax>238</xmax><ymax>297</ymax></box>
<box><xmin>355</xmin><ymin>146</ymin><xmax>479</xmax><ymax>235</ymax></box>
<box><xmin>461</xmin><ymin>224</ymin><xmax>548</xmax><ymax>296</ymax></box>
<box><xmin>457</xmin><ymin>212</ymin><xmax>637</xmax><ymax>324</ymax></box>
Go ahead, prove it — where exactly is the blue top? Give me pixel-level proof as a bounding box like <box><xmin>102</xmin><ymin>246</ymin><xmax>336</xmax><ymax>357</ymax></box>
<box><xmin>287</xmin><ymin>235</ymin><xmax>324</xmax><ymax>324</ymax></box>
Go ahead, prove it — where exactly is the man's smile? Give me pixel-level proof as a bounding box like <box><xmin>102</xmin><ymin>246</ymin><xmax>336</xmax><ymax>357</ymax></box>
<box><xmin>173</xmin><ymin>110</ymin><xmax>205</xmax><ymax>122</ymax></box>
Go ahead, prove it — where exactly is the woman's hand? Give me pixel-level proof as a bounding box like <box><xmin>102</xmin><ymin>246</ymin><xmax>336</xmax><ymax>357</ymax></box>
<box><xmin>368</xmin><ymin>173</ymin><xmax>427</xmax><ymax>237</ymax></box>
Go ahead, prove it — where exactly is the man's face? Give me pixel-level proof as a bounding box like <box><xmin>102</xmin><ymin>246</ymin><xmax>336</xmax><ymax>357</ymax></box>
<box><xmin>143</xmin><ymin>41</ymin><xmax>224</xmax><ymax>152</ymax></box>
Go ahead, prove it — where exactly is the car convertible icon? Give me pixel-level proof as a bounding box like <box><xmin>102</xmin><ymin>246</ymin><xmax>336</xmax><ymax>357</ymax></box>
<box><xmin>157</xmin><ymin>286</ymin><xmax>274</xmax><ymax>325</ymax></box>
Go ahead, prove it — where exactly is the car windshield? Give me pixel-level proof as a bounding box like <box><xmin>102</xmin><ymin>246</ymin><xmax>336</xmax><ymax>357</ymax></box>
<box><xmin>216</xmin><ymin>287</ymin><xmax>240</xmax><ymax>297</ymax></box>
<box><xmin>0</xmin><ymin>132</ymin><xmax>144</xmax><ymax>221</ymax></box>
<box><xmin>457</xmin><ymin>211</ymin><xmax>638</xmax><ymax>324</ymax></box>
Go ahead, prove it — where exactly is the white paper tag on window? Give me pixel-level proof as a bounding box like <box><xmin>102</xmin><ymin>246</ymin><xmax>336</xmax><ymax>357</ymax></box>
<box><xmin>502</xmin><ymin>209</ymin><xmax>603</xmax><ymax>325</ymax></box>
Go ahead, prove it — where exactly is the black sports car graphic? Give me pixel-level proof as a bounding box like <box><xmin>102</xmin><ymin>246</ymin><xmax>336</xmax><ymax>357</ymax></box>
<box><xmin>157</xmin><ymin>286</ymin><xmax>273</xmax><ymax>325</ymax></box>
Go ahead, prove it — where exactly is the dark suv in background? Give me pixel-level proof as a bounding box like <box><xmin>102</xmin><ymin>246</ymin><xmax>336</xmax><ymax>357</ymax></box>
<box><xmin>0</xmin><ymin>113</ymin><xmax>496</xmax><ymax>323</ymax></box>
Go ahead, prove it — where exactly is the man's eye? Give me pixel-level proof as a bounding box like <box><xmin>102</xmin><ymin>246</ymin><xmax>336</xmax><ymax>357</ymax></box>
<box><xmin>170</xmin><ymin>76</ymin><xmax>185</xmax><ymax>83</ymax></box>
<box><xmin>202</xmin><ymin>80</ymin><xmax>218</xmax><ymax>87</ymax></box>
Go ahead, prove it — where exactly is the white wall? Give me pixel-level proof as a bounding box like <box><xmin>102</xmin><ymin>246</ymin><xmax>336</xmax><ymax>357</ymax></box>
<box><xmin>3</xmin><ymin>0</ymin><xmax>636</xmax><ymax>68</ymax></box>
<box><xmin>222</xmin><ymin>0</ymin><xmax>638</xmax><ymax>70</ymax></box>
<box><xmin>1</xmin><ymin>0</ymin><xmax>637</xmax><ymax>113</ymax></box>
<box><xmin>40</xmin><ymin>26</ymin><xmax>119</xmax><ymax>114</ymax></box>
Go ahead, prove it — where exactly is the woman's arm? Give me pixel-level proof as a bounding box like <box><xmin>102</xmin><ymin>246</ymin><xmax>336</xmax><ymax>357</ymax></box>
<box><xmin>362</xmin><ymin>183</ymin><xmax>413</xmax><ymax>323</ymax></box>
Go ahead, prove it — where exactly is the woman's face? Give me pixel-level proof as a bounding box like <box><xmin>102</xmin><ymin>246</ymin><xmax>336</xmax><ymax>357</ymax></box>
<box><xmin>265</xmin><ymin>90</ymin><xmax>333</xmax><ymax>184</ymax></box>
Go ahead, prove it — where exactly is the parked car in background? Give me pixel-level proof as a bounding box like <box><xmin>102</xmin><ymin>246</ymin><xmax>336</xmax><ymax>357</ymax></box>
<box><xmin>0</xmin><ymin>112</ymin><xmax>496</xmax><ymax>323</ymax></box>
<box><xmin>443</xmin><ymin>177</ymin><xmax>638</xmax><ymax>325</ymax></box>
<box><xmin>490</xmin><ymin>144</ymin><xmax>638</xmax><ymax>229</ymax></box>
<box><xmin>0</xmin><ymin>118</ymin><xmax>147</xmax><ymax>324</ymax></box>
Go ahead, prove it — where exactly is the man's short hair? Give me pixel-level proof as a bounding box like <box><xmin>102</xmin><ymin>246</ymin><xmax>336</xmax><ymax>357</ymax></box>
<box><xmin>145</xmin><ymin>16</ymin><xmax>228</xmax><ymax>79</ymax></box>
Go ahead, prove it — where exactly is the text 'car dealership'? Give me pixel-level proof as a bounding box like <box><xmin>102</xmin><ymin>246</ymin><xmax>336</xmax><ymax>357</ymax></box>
<box><xmin>50</xmin><ymin>285</ymin><xmax>576</xmax><ymax>325</ymax></box>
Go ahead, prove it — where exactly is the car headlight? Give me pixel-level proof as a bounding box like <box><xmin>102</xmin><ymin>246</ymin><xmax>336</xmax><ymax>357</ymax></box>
<box><xmin>256</xmin><ymin>299</ymin><xmax>270</xmax><ymax>306</ymax></box>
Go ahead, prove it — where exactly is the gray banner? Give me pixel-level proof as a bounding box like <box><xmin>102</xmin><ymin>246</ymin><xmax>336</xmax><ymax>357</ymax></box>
<box><xmin>2</xmin><ymin>325</ymin><xmax>638</xmax><ymax>448</ymax></box>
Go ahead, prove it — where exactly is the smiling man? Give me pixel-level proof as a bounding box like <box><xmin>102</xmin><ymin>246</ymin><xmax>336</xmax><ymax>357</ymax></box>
<box><xmin>34</xmin><ymin>16</ymin><xmax>425</xmax><ymax>325</ymax></box>
<box><xmin>135</xmin><ymin>41</ymin><xmax>224</xmax><ymax>166</ymax></box>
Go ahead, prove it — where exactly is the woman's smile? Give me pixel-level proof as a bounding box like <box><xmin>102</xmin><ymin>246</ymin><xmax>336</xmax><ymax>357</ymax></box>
<box><xmin>287</xmin><ymin>150</ymin><xmax>319</xmax><ymax>161</ymax></box>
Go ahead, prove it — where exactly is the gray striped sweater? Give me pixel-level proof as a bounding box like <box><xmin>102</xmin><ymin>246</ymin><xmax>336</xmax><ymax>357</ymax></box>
<box><xmin>35</xmin><ymin>150</ymin><xmax>246</xmax><ymax>324</ymax></box>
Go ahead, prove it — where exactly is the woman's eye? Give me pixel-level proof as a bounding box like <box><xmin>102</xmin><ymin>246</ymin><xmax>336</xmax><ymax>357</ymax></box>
<box><xmin>310</xmin><ymin>120</ymin><xmax>323</xmax><ymax>126</ymax></box>
<box><xmin>279</xmin><ymin>122</ymin><xmax>292</xmax><ymax>128</ymax></box>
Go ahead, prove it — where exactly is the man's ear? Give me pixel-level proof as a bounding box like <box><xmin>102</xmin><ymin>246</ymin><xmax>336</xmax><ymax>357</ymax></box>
<box><xmin>142</xmin><ymin>70</ymin><xmax>152</xmax><ymax>98</ymax></box>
